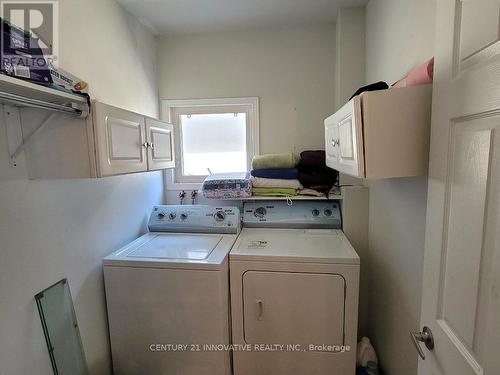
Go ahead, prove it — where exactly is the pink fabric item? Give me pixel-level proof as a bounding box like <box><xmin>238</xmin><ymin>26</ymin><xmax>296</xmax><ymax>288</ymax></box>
<box><xmin>392</xmin><ymin>58</ymin><xmax>434</xmax><ymax>88</ymax></box>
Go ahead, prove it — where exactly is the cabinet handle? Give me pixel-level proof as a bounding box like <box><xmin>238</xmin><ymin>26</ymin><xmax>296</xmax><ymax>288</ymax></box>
<box><xmin>142</xmin><ymin>142</ymin><xmax>150</xmax><ymax>149</ymax></box>
<box><xmin>256</xmin><ymin>299</ymin><xmax>264</xmax><ymax>321</ymax></box>
<box><xmin>149</xmin><ymin>143</ymin><xmax>155</xmax><ymax>150</ymax></box>
<box><xmin>331</xmin><ymin>139</ymin><xmax>340</xmax><ymax>147</ymax></box>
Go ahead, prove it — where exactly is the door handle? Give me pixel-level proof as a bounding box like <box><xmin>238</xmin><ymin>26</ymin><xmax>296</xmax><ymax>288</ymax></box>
<box><xmin>256</xmin><ymin>299</ymin><xmax>264</xmax><ymax>321</ymax></box>
<box><xmin>331</xmin><ymin>139</ymin><xmax>340</xmax><ymax>147</ymax></box>
<box><xmin>410</xmin><ymin>326</ymin><xmax>434</xmax><ymax>360</ymax></box>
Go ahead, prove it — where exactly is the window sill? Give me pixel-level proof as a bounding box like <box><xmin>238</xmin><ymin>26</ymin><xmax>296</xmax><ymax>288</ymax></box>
<box><xmin>164</xmin><ymin>170</ymin><xmax>203</xmax><ymax>191</ymax></box>
<box><xmin>165</xmin><ymin>182</ymin><xmax>202</xmax><ymax>191</ymax></box>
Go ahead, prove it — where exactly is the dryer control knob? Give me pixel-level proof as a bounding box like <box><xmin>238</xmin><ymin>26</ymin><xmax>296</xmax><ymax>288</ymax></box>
<box><xmin>169</xmin><ymin>212</ymin><xmax>176</xmax><ymax>220</ymax></box>
<box><xmin>254</xmin><ymin>207</ymin><xmax>267</xmax><ymax>218</ymax></box>
<box><xmin>157</xmin><ymin>212</ymin><xmax>165</xmax><ymax>219</ymax></box>
<box><xmin>324</xmin><ymin>209</ymin><xmax>332</xmax><ymax>217</ymax></box>
<box><xmin>312</xmin><ymin>209</ymin><xmax>320</xmax><ymax>217</ymax></box>
<box><xmin>180</xmin><ymin>213</ymin><xmax>188</xmax><ymax>220</ymax></box>
<box><xmin>214</xmin><ymin>210</ymin><xmax>226</xmax><ymax>222</ymax></box>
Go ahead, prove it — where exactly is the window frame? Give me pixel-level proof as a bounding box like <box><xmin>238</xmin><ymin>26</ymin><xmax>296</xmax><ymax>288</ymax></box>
<box><xmin>161</xmin><ymin>97</ymin><xmax>260</xmax><ymax>190</ymax></box>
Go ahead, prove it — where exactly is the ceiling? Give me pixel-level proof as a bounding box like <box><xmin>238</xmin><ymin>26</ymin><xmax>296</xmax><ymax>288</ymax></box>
<box><xmin>117</xmin><ymin>0</ymin><xmax>368</xmax><ymax>35</ymax></box>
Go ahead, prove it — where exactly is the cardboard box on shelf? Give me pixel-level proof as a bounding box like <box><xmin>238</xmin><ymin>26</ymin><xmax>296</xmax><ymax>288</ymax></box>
<box><xmin>0</xmin><ymin>18</ymin><xmax>52</xmax><ymax>85</ymax></box>
<box><xmin>49</xmin><ymin>65</ymin><xmax>89</xmax><ymax>94</ymax></box>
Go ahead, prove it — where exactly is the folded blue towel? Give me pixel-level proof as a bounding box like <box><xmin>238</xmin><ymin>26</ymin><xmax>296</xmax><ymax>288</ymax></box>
<box><xmin>250</xmin><ymin>168</ymin><xmax>298</xmax><ymax>179</ymax></box>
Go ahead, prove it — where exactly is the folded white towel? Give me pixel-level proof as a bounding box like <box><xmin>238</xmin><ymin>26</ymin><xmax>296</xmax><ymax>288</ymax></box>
<box><xmin>251</xmin><ymin>177</ymin><xmax>302</xmax><ymax>189</ymax></box>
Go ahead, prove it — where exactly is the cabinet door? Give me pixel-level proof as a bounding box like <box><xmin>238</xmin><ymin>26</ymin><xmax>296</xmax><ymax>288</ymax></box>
<box><xmin>325</xmin><ymin>113</ymin><xmax>340</xmax><ymax>170</ymax></box>
<box><xmin>93</xmin><ymin>102</ymin><xmax>147</xmax><ymax>176</ymax></box>
<box><xmin>325</xmin><ymin>99</ymin><xmax>364</xmax><ymax>178</ymax></box>
<box><xmin>242</xmin><ymin>271</ymin><xmax>345</xmax><ymax>346</ymax></box>
<box><xmin>337</xmin><ymin>98</ymin><xmax>364</xmax><ymax>177</ymax></box>
<box><xmin>145</xmin><ymin>118</ymin><xmax>175</xmax><ymax>170</ymax></box>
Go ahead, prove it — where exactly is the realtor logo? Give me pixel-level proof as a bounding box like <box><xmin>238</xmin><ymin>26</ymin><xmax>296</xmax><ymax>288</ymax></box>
<box><xmin>0</xmin><ymin>0</ymin><xmax>58</xmax><ymax>74</ymax></box>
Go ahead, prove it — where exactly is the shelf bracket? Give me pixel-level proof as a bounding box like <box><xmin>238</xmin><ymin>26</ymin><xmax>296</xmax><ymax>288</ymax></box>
<box><xmin>4</xmin><ymin>105</ymin><xmax>22</xmax><ymax>167</ymax></box>
<box><xmin>6</xmin><ymin>110</ymin><xmax>62</xmax><ymax>167</ymax></box>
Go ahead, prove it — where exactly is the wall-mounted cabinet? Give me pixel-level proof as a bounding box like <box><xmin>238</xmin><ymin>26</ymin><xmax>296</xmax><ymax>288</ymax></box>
<box><xmin>325</xmin><ymin>84</ymin><xmax>432</xmax><ymax>179</ymax></box>
<box><xmin>15</xmin><ymin>101</ymin><xmax>175</xmax><ymax>179</ymax></box>
<box><xmin>93</xmin><ymin>102</ymin><xmax>174</xmax><ymax>176</ymax></box>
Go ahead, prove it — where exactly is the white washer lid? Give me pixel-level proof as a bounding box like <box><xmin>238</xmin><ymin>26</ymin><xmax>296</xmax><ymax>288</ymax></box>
<box><xmin>127</xmin><ymin>234</ymin><xmax>221</xmax><ymax>260</ymax></box>
<box><xmin>103</xmin><ymin>232</ymin><xmax>237</xmax><ymax>270</ymax></box>
<box><xmin>230</xmin><ymin>228</ymin><xmax>359</xmax><ymax>264</ymax></box>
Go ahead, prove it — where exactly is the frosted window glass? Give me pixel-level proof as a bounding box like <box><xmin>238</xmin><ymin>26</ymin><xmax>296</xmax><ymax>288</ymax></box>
<box><xmin>180</xmin><ymin>113</ymin><xmax>247</xmax><ymax>176</ymax></box>
<box><xmin>35</xmin><ymin>279</ymin><xmax>88</xmax><ymax>375</ymax></box>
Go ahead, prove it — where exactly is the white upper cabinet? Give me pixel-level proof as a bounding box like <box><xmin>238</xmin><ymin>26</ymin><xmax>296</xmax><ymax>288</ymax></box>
<box><xmin>145</xmin><ymin>117</ymin><xmax>175</xmax><ymax>171</ymax></box>
<box><xmin>92</xmin><ymin>102</ymin><xmax>175</xmax><ymax>177</ymax></box>
<box><xmin>93</xmin><ymin>102</ymin><xmax>148</xmax><ymax>176</ymax></box>
<box><xmin>20</xmin><ymin>101</ymin><xmax>175</xmax><ymax>179</ymax></box>
<box><xmin>325</xmin><ymin>85</ymin><xmax>432</xmax><ymax>179</ymax></box>
<box><xmin>325</xmin><ymin>98</ymin><xmax>364</xmax><ymax>177</ymax></box>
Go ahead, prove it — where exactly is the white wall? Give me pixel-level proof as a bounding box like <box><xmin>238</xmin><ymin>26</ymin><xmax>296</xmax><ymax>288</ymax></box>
<box><xmin>364</xmin><ymin>1</ymin><xmax>436</xmax><ymax>374</ymax></box>
<box><xmin>60</xmin><ymin>0</ymin><xmax>159</xmax><ymax>115</ymax></box>
<box><xmin>335</xmin><ymin>7</ymin><xmax>366</xmax><ymax>110</ymax></box>
<box><xmin>333</xmin><ymin>7</ymin><xmax>370</xmax><ymax>338</ymax></box>
<box><xmin>157</xmin><ymin>25</ymin><xmax>336</xmax><ymax>155</ymax></box>
<box><xmin>0</xmin><ymin>1</ymin><xmax>161</xmax><ymax>374</ymax></box>
<box><xmin>366</xmin><ymin>0</ymin><xmax>436</xmax><ymax>87</ymax></box>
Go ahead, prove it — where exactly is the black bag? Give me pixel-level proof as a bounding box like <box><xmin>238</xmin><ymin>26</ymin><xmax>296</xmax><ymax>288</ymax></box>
<box><xmin>349</xmin><ymin>81</ymin><xmax>388</xmax><ymax>100</ymax></box>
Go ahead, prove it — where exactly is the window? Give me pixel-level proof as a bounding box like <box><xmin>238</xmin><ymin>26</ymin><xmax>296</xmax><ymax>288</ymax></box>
<box><xmin>162</xmin><ymin>97</ymin><xmax>259</xmax><ymax>189</ymax></box>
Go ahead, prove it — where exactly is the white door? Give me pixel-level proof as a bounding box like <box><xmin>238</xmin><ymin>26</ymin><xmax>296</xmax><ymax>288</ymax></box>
<box><xmin>145</xmin><ymin>117</ymin><xmax>175</xmax><ymax>170</ymax></box>
<box><xmin>93</xmin><ymin>102</ymin><xmax>147</xmax><ymax>176</ymax></box>
<box><xmin>417</xmin><ymin>1</ymin><xmax>500</xmax><ymax>374</ymax></box>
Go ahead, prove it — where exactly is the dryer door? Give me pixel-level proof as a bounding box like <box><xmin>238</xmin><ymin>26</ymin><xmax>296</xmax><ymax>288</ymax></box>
<box><xmin>242</xmin><ymin>271</ymin><xmax>345</xmax><ymax>348</ymax></box>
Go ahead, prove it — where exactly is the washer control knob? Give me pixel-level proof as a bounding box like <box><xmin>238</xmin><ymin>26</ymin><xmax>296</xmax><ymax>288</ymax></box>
<box><xmin>169</xmin><ymin>212</ymin><xmax>176</xmax><ymax>220</ymax></box>
<box><xmin>324</xmin><ymin>209</ymin><xmax>332</xmax><ymax>217</ymax></box>
<box><xmin>180</xmin><ymin>213</ymin><xmax>188</xmax><ymax>220</ymax></box>
<box><xmin>254</xmin><ymin>207</ymin><xmax>267</xmax><ymax>218</ymax></box>
<box><xmin>312</xmin><ymin>209</ymin><xmax>320</xmax><ymax>217</ymax></box>
<box><xmin>214</xmin><ymin>210</ymin><xmax>226</xmax><ymax>222</ymax></box>
<box><xmin>157</xmin><ymin>212</ymin><xmax>165</xmax><ymax>219</ymax></box>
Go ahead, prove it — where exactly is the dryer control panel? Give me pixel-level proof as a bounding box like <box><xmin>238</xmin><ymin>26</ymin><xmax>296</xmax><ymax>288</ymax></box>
<box><xmin>148</xmin><ymin>205</ymin><xmax>240</xmax><ymax>234</ymax></box>
<box><xmin>243</xmin><ymin>201</ymin><xmax>341</xmax><ymax>229</ymax></box>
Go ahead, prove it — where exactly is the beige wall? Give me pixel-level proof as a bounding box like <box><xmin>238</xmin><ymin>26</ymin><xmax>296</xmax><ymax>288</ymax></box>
<box><xmin>157</xmin><ymin>25</ymin><xmax>336</xmax><ymax>155</ymax></box>
<box><xmin>364</xmin><ymin>1</ymin><xmax>436</xmax><ymax>374</ymax></box>
<box><xmin>0</xmin><ymin>1</ymin><xmax>161</xmax><ymax>374</ymax></box>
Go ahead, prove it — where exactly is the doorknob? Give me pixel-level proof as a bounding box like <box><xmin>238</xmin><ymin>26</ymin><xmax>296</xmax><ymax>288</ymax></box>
<box><xmin>410</xmin><ymin>326</ymin><xmax>434</xmax><ymax>360</ymax></box>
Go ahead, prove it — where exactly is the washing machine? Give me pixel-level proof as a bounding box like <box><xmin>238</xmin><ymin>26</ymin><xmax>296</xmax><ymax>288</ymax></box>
<box><xmin>103</xmin><ymin>205</ymin><xmax>240</xmax><ymax>375</ymax></box>
<box><xmin>230</xmin><ymin>201</ymin><xmax>359</xmax><ymax>375</ymax></box>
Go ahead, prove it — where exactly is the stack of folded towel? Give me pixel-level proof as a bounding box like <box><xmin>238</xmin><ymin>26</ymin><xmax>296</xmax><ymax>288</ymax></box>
<box><xmin>250</xmin><ymin>153</ymin><xmax>302</xmax><ymax>196</ymax></box>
